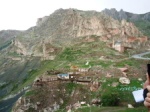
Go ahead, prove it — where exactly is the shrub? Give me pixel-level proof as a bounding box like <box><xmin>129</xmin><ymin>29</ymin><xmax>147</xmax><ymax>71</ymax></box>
<box><xmin>101</xmin><ymin>92</ymin><xmax>120</xmax><ymax>106</ymax></box>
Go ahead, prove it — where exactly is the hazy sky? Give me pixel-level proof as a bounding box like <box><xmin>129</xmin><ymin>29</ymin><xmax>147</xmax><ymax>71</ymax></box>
<box><xmin>0</xmin><ymin>0</ymin><xmax>149</xmax><ymax>31</ymax></box>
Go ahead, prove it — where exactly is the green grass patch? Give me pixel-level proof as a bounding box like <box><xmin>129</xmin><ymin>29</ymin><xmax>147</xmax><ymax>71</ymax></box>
<box><xmin>73</xmin><ymin>106</ymin><xmax>147</xmax><ymax>112</ymax></box>
<box><xmin>11</xmin><ymin>83</ymin><xmax>19</xmax><ymax>92</ymax></box>
<box><xmin>134</xmin><ymin>20</ymin><xmax>150</xmax><ymax>37</ymax></box>
<box><xmin>89</xmin><ymin>60</ymin><xmax>113</xmax><ymax>68</ymax></box>
<box><xmin>114</xmin><ymin>58</ymin><xmax>140</xmax><ymax>67</ymax></box>
<box><xmin>100</xmin><ymin>78</ymin><xmax>143</xmax><ymax>106</ymax></box>
<box><xmin>58</xmin><ymin>47</ymin><xmax>84</xmax><ymax>61</ymax></box>
<box><xmin>22</xmin><ymin>69</ymin><xmax>38</xmax><ymax>84</ymax></box>
<box><xmin>65</xmin><ymin>83</ymin><xmax>78</xmax><ymax>94</ymax></box>
<box><xmin>119</xmin><ymin>107</ymin><xmax>147</xmax><ymax>112</ymax></box>
<box><xmin>24</xmin><ymin>90</ymin><xmax>37</xmax><ymax>97</ymax></box>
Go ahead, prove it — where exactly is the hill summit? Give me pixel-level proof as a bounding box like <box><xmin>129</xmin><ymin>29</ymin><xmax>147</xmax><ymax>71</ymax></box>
<box><xmin>9</xmin><ymin>8</ymin><xmax>147</xmax><ymax>58</ymax></box>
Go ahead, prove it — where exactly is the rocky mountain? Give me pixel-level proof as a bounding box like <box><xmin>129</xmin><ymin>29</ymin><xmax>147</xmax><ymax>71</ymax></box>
<box><xmin>102</xmin><ymin>8</ymin><xmax>150</xmax><ymax>22</ymax></box>
<box><xmin>0</xmin><ymin>8</ymin><xmax>150</xmax><ymax>112</ymax></box>
<box><xmin>1</xmin><ymin>8</ymin><xmax>149</xmax><ymax>55</ymax></box>
<box><xmin>102</xmin><ymin>8</ymin><xmax>150</xmax><ymax>36</ymax></box>
<box><xmin>34</xmin><ymin>8</ymin><xmax>144</xmax><ymax>39</ymax></box>
<box><xmin>12</xmin><ymin>8</ymin><xmax>148</xmax><ymax>59</ymax></box>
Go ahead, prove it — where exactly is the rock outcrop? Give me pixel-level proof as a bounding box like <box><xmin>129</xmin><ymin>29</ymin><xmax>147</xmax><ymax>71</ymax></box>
<box><xmin>13</xmin><ymin>39</ymin><xmax>27</xmax><ymax>55</ymax></box>
<box><xmin>102</xmin><ymin>8</ymin><xmax>150</xmax><ymax>37</ymax></box>
<box><xmin>12</xmin><ymin>8</ymin><xmax>146</xmax><ymax>57</ymax></box>
<box><xmin>1</xmin><ymin>8</ymin><xmax>148</xmax><ymax>58</ymax></box>
<box><xmin>34</xmin><ymin>8</ymin><xmax>143</xmax><ymax>39</ymax></box>
<box><xmin>102</xmin><ymin>8</ymin><xmax>150</xmax><ymax>22</ymax></box>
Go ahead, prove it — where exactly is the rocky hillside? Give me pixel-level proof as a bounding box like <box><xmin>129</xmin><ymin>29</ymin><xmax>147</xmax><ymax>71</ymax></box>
<box><xmin>102</xmin><ymin>8</ymin><xmax>150</xmax><ymax>21</ymax></box>
<box><xmin>0</xmin><ymin>8</ymin><xmax>150</xmax><ymax>112</ymax></box>
<box><xmin>1</xmin><ymin>8</ymin><xmax>149</xmax><ymax>54</ymax></box>
<box><xmin>12</xmin><ymin>8</ymin><xmax>148</xmax><ymax>59</ymax></box>
<box><xmin>33</xmin><ymin>8</ymin><xmax>144</xmax><ymax>40</ymax></box>
<box><xmin>102</xmin><ymin>8</ymin><xmax>150</xmax><ymax>36</ymax></box>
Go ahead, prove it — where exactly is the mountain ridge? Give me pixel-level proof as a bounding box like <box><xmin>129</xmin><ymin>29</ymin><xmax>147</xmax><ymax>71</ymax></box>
<box><xmin>0</xmin><ymin>8</ymin><xmax>149</xmax><ymax>59</ymax></box>
<box><xmin>1</xmin><ymin>8</ymin><xmax>149</xmax><ymax>42</ymax></box>
<box><xmin>102</xmin><ymin>8</ymin><xmax>150</xmax><ymax>21</ymax></box>
<box><xmin>102</xmin><ymin>8</ymin><xmax>150</xmax><ymax>36</ymax></box>
<box><xmin>0</xmin><ymin>8</ymin><xmax>150</xmax><ymax>112</ymax></box>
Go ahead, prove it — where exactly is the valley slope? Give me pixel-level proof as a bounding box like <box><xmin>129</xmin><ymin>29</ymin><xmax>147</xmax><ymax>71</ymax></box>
<box><xmin>0</xmin><ymin>8</ymin><xmax>149</xmax><ymax>112</ymax></box>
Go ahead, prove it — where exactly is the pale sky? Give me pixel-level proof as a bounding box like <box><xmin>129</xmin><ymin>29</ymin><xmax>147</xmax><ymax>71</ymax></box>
<box><xmin>0</xmin><ymin>0</ymin><xmax>149</xmax><ymax>31</ymax></box>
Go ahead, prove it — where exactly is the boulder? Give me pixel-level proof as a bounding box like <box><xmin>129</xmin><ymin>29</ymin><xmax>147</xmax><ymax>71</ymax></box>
<box><xmin>91</xmin><ymin>99</ymin><xmax>101</xmax><ymax>105</ymax></box>
<box><xmin>128</xmin><ymin>104</ymin><xmax>134</xmax><ymax>108</ymax></box>
<box><xmin>138</xmin><ymin>78</ymin><xmax>143</xmax><ymax>81</ymax></box>
<box><xmin>119</xmin><ymin>77</ymin><xmax>130</xmax><ymax>84</ymax></box>
<box><xmin>80</xmin><ymin>101</ymin><xmax>86</xmax><ymax>105</ymax></box>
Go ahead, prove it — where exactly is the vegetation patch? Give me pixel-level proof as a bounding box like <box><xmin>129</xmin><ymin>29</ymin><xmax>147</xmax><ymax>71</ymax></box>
<box><xmin>100</xmin><ymin>78</ymin><xmax>143</xmax><ymax>106</ymax></box>
<box><xmin>0</xmin><ymin>40</ymin><xmax>12</xmax><ymax>51</ymax></box>
<box><xmin>58</xmin><ymin>47</ymin><xmax>84</xmax><ymax>61</ymax></box>
<box><xmin>74</xmin><ymin>106</ymin><xmax>147</xmax><ymax>112</ymax></box>
<box><xmin>143</xmin><ymin>53</ymin><xmax>150</xmax><ymax>58</ymax></box>
<box><xmin>134</xmin><ymin>20</ymin><xmax>150</xmax><ymax>36</ymax></box>
<box><xmin>24</xmin><ymin>90</ymin><xmax>37</xmax><ymax>97</ymax></box>
<box><xmin>114</xmin><ymin>58</ymin><xmax>140</xmax><ymax>67</ymax></box>
<box><xmin>0</xmin><ymin>82</ymin><xmax>10</xmax><ymax>90</ymax></box>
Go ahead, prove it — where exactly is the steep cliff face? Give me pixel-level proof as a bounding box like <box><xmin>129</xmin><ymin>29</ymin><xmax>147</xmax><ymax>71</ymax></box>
<box><xmin>34</xmin><ymin>8</ymin><xmax>143</xmax><ymax>39</ymax></box>
<box><xmin>17</xmin><ymin>9</ymin><xmax>142</xmax><ymax>43</ymax></box>
<box><xmin>101</xmin><ymin>8</ymin><xmax>127</xmax><ymax>20</ymax></box>
<box><xmin>102</xmin><ymin>8</ymin><xmax>150</xmax><ymax>36</ymax></box>
<box><xmin>3</xmin><ymin>9</ymin><xmax>144</xmax><ymax>59</ymax></box>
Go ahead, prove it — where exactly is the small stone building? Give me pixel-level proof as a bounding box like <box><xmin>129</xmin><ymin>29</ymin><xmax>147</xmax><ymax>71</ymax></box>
<box><xmin>113</xmin><ymin>41</ymin><xmax>124</xmax><ymax>52</ymax></box>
